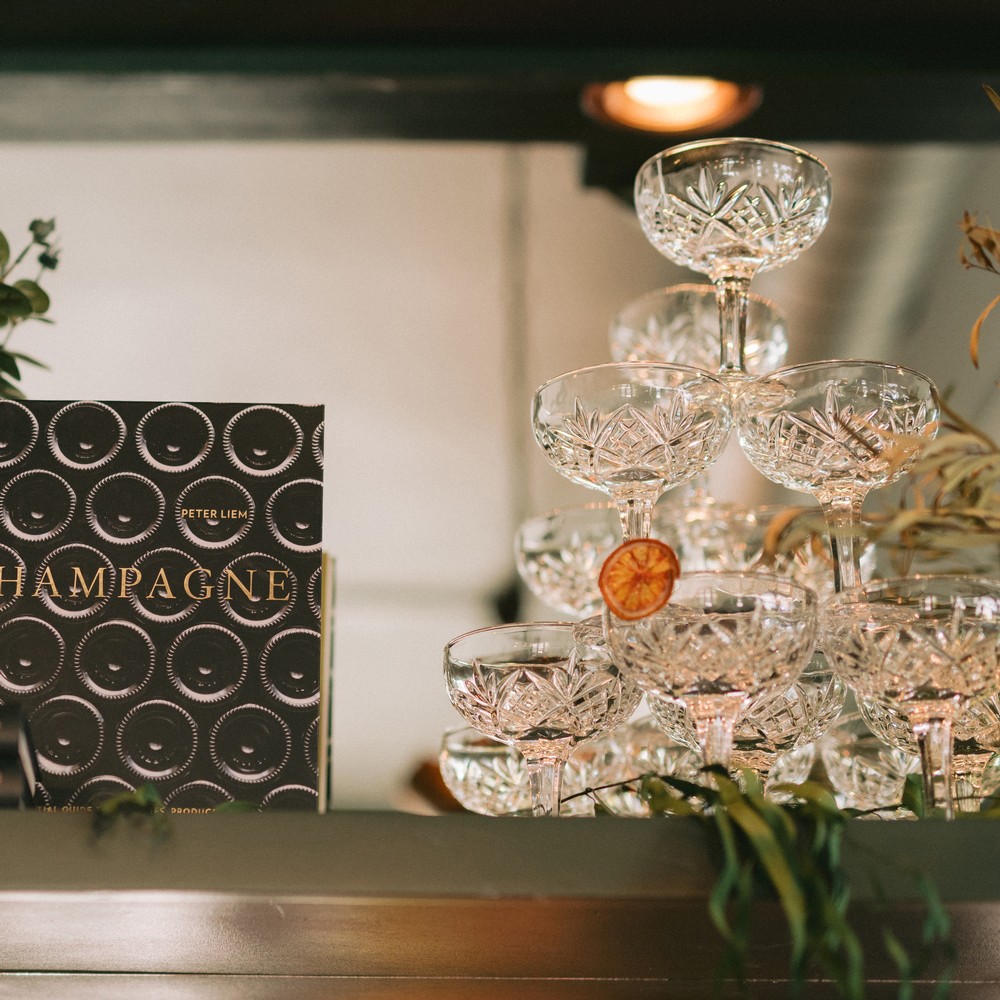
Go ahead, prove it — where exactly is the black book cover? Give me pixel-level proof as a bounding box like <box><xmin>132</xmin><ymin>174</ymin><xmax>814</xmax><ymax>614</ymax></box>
<box><xmin>0</xmin><ymin>400</ymin><xmax>326</xmax><ymax>812</ymax></box>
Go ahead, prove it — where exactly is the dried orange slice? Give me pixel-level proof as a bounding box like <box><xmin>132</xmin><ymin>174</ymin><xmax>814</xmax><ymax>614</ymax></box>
<box><xmin>599</xmin><ymin>537</ymin><xmax>679</xmax><ymax>620</ymax></box>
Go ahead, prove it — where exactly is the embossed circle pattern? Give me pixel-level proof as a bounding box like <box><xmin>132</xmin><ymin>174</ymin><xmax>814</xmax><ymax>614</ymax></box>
<box><xmin>1</xmin><ymin>470</ymin><xmax>75</xmax><ymax>541</ymax></box>
<box><xmin>210</xmin><ymin>704</ymin><xmax>291</xmax><ymax>783</ymax></box>
<box><xmin>75</xmin><ymin>619</ymin><xmax>156</xmax><ymax>699</ymax></box>
<box><xmin>30</xmin><ymin>695</ymin><xmax>104</xmax><ymax>776</ymax></box>
<box><xmin>0</xmin><ymin>401</ymin><xmax>39</xmax><ymax>467</ymax></box>
<box><xmin>0</xmin><ymin>400</ymin><xmax>323</xmax><ymax>809</ymax></box>
<box><xmin>86</xmin><ymin>473</ymin><xmax>165</xmax><ymax>545</ymax></box>
<box><xmin>0</xmin><ymin>617</ymin><xmax>64</xmax><ymax>696</ymax></box>
<box><xmin>167</xmin><ymin>624</ymin><xmax>248</xmax><ymax>703</ymax></box>
<box><xmin>223</xmin><ymin>406</ymin><xmax>302</xmax><ymax>477</ymax></box>
<box><xmin>48</xmin><ymin>401</ymin><xmax>127</xmax><ymax>469</ymax></box>
<box><xmin>266</xmin><ymin>479</ymin><xmax>322</xmax><ymax>553</ymax></box>
<box><xmin>117</xmin><ymin>699</ymin><xmax>198</xmax><ymax>779</ymax></box>
<box><xmin>136</xmin><ymin>403</ymin><xmax>215</xmax><ymax>473</ymax></box>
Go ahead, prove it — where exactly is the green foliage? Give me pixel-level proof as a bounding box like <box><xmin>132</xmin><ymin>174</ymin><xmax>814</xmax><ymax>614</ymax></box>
<box><xmin>615</xmin><ymin>768</ymin><xmax>955</xmax><ymax>999</ymax></box>
<box><xmin>213</xmin><ymin>799</ymin><xmax>261</xmax><ymax>814</ymax></box>
<box><xmin>91</xmin><ymin>782</ymin><xmax>170</xmax><ymax>841</ymax></box>
<box><xmin>0</xmin><ymin>217</ymin><xmax>59</xmax><ymax>399</ymax></box>
<box><xmin>89</xmin><ymin>782</ymin><xmax>261</xmax><ymax>838</ymax></box>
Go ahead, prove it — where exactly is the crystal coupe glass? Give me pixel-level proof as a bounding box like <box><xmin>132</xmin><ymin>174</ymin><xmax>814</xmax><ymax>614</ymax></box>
<box><xmin>514</xmin><ymin>503</ymin><xmax>622</xmax><ymax>618</ymax></box>
<box><xmin>604</xmin><ymin>571</ymin><xmax>817</xmax><ymax>773</ymax></box>
<box><xmin>634</xmin><ymin>138</ymin><xmax>831</xmax><ymax>380</ymax></box>
<box><xmin>647</xmin><ymin>650</ymin><xmax>844</xmax><ymax>783</ymax></box>
<box><xmin>443</xmin><ymin>620</ymin><xmax>642</xmax><ymax>817</ymax></box>
<box><xmin>531</xmin><ymin>362</ymin><xmax>732</xmax><ymax>542</ymax></box>
<box><xmin>819</xmin><ymin>712</ymin><xmax>919</xmax><ymax>815</ymax></box>
<box><xmin>609</xmin><ymin>283</ymin><xmax>788</xmax><ymax>376</ymax></box>
<box><xmin>823</xmin><ymin>576</ymin><xmax>1000</xmax><ymax>819</ymax></box>
<box><xmin>858</xmin><ymin>694</ymin><xmax>1000</xmax><ymax>813</ymax></box>
<box><xmin>736</xmin><ymin>360</ymin><xmax>939</xmax><ymax>593</ymax></box>
<box><xmin>438</xmin><ymin>726</ymin><xmax>594</xmax><ymax>817</ymax></box>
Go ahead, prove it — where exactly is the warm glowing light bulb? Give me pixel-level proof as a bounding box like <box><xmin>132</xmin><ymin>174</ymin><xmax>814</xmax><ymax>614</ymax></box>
<box><xmin>582</xmin><ymin>75</ymin><xmax>761</xmax><ymax>134</ymax></box>
<box><xmin>623</xmin><ymin>76</ymin><xmax>721</xmax><ymax>110</ymax></box>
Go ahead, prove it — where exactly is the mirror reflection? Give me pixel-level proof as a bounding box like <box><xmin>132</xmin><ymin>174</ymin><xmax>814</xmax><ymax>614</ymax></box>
<box><xmin>4</xmin><ymin>137</ymin><xmax>999</xmax><ymax>809</ymax></box>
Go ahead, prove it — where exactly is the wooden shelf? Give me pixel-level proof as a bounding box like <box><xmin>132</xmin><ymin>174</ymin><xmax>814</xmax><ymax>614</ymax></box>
<box><xmin>0</xmin><ymin>810</ymin><xmax>997</xmax><ymax>996</ymax></box>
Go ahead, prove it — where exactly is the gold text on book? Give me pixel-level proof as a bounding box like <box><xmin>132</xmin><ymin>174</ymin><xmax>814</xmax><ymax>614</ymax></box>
<box><xmin>0</xmin><ymin>565</ymin><xmax>292</xmax><ymax>602</ymax></box>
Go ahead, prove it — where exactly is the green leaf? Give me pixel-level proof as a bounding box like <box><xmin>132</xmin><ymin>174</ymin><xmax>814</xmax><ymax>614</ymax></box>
<box><xmin>0</xmin><ymin>378</ymin><xmax>24</xmax><ymax>399</ymax></box>
<box><xmin>773</xmin><ymin>780</ymin><xmax>843</xmax><ymax>818</ymax></box>
<box><xmin>707</xmin><ymin>808</ymin><xmax>749</xmax><ymax>979</ymax></box>
<box><xmin>29</xmin><ymin>218</ymin><xmax>55</xmax><ymax>243</ymax></box>
<box><xmin>91</xmin><ymin>782</ymin><xmax>169</xmax><ymax>840</ymax></box>
<box><xmin>12</xmin><ymin>279</ymin><xmax>49</xmax><ymax>315</ymax></box>
<box><xmin>725</xmin><ymin>797</ymin><xmax>808</xmax><ymax>964</ymax></box>
<box><xmin>8</xmin><ymin>352</ymin><xmax>49</xmax><ymax>371</ymax></box>
<box><xmin>882</xmin><ymin>927</ymin><xmax>913</xmax><ymax>992</ymax></box>
<box><xmin>658</xmin><ymin>772</ymin><xmax>721</xmax><ymax>809</ymax></box>
<box><xmin>0</xmin><ymin>231</ymin><xmax>9</xmax><ymax>271</ymax></box>
<box><xmin>0</xmin><ymin>283</ymin><xmax>32</xmax><ymax>319</ymax></box>
<box><xmin>901</xmin><ymin>772</ymin><xmax>926</xmax><ymax>819</ymax></box>
<box><xmin>636</xmin><ymin>774</ymin><xmax>695</xmax><ymax>816</ymax></box>
<box><xmin>212</xmin><ymin>800</ymin><xmax>259</xmax><ymax>813</ymax></box>
<box><xmin>0</xmin><ymin>351</ymin><xmax>21</xmax><ymax>380</ymax></box>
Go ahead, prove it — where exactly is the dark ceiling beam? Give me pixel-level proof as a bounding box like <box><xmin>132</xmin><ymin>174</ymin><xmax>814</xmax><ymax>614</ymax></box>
<box><xmin>1</xmin><ymin>2</ymin><xmax>998</xmax><ymax>200</ymax></box>
<box><xmin>4</xmin><ymin>1</ymin><xmax>1000</xmax><ymax>69</ymax></box>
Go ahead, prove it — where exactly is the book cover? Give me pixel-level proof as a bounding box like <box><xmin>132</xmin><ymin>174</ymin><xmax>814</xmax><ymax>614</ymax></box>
<box><xmin>0</xmin><ymin>400</ymin><xmax>326</xmax><ymax>812</ymax></box>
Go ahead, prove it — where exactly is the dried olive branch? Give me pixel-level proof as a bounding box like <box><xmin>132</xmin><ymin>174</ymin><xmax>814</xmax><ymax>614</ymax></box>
<box><xmin>960</xmin><ymin>85</ymin><xmax>1000</xmax><ymax>369</ymax></box>
<box><xmin>960</xmin><ymin>211</ymin><xmax>1000</xmax><ymax>370</ymax></box>
<box><xmin>761</xmin><ymin>84</ymin><xmax>1000</xmax><ymax>567</ymax></box>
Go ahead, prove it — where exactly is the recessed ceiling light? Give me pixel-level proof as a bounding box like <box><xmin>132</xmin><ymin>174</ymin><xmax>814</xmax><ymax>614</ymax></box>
<box><xmin>582</xmin><ymin>75</ymin><xmax>761</xmax><ymax>134</ymax></box>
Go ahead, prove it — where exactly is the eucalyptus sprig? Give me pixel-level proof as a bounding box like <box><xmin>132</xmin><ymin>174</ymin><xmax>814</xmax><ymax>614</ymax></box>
<box><xmin>588</xmin><ymin>769</ymin><xmax>955</xmax><ymax>999</ymax></box>
<box><xmin>0</xmin><ymin>217</ymin><xmax>59</xmax><ymax>399</ymax></box>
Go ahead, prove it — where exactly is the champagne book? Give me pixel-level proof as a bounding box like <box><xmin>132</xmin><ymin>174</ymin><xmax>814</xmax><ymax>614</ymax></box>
<box><xmin>0</xmin><ymin>400</ymin><xmax>327</xmax><ymax>812</ymax></box>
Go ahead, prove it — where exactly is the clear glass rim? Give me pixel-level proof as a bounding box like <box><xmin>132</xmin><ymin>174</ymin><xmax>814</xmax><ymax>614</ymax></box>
<box><xmin>516</xmin><ymin>500</ymin><xmax>618</xmax><ymax>530</ymax></box>
<box><xmin>827</xmin><ymin>573</ymin><xmax>1000</xmax><ymax>606</ymax></box>
<box><xmin>635</xmin><ymin>135</ymin><xmax>831</xmax><ymax>180</ymax></box>
<box><xmin>602</xmin><ymin>569</ymin><xmax>818</xmax><ymax>623</ymax></box>
<box><xmin>611</xmin><ymin>282</ymin><xmax>785</xmax><ymax>322</ymax></box>
<box><xmin>532</xmin><ymin>360</ymin><xmax>728</xmax><ymax>398</ymax></box>
<box><xmin>744</xmin><ymin>357</ymin><xmax>939</xmax><ymax>391</ymax></box>
<box><xmin>444</xmin><ymin>619</ymin><xmax>577</xmax><ymax>655</ymax></box>
<box><xmin>665</xmin><ymin>568</ymin><xmax>818</xmax><ymax>602</ymax></box>
<box><xmin>441</xmin><ymin>724</ymin><xmax>509</xmax><ymax>748</ymax></box>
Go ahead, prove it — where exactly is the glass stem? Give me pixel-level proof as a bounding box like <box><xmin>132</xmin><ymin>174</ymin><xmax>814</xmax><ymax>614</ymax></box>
<box><xmin>910</xmin><ymin>711</ymin><xmax>956</xmax><ymax>820</ymax></box>
<box><xmin>615</xmin><ymin>493</ymin><xmax>654</xmax><ymax>542</ymax></box>
<box><xmin>524</xmin><ymin>757</ymin><xmax>563</xmax><ymax>817</ymax></box>
<box><xmin>691</xmin><ymin>696</ymin><xmax>743</xmax><ymax>776</ymax></box>
<box><xmin>822</xmin><ymin>493</ymin><xmax>866</xmax><ymax>594</ymax></box>
<box><xmin>715</xmin><ymin>274</ymin><xmax>751</xmax><ymax>378</ymax></box>
<box><xmin>955</xmin><ymin>753</ymin><xmax>993</xmax><ymax>813</ymax></box>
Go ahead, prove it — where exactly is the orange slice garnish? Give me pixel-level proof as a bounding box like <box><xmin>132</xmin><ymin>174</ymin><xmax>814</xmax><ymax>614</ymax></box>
<box><xmin>599</xmin><ymin>537</ymin><xmax>680</xmax><ymax>620</ymax></box>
